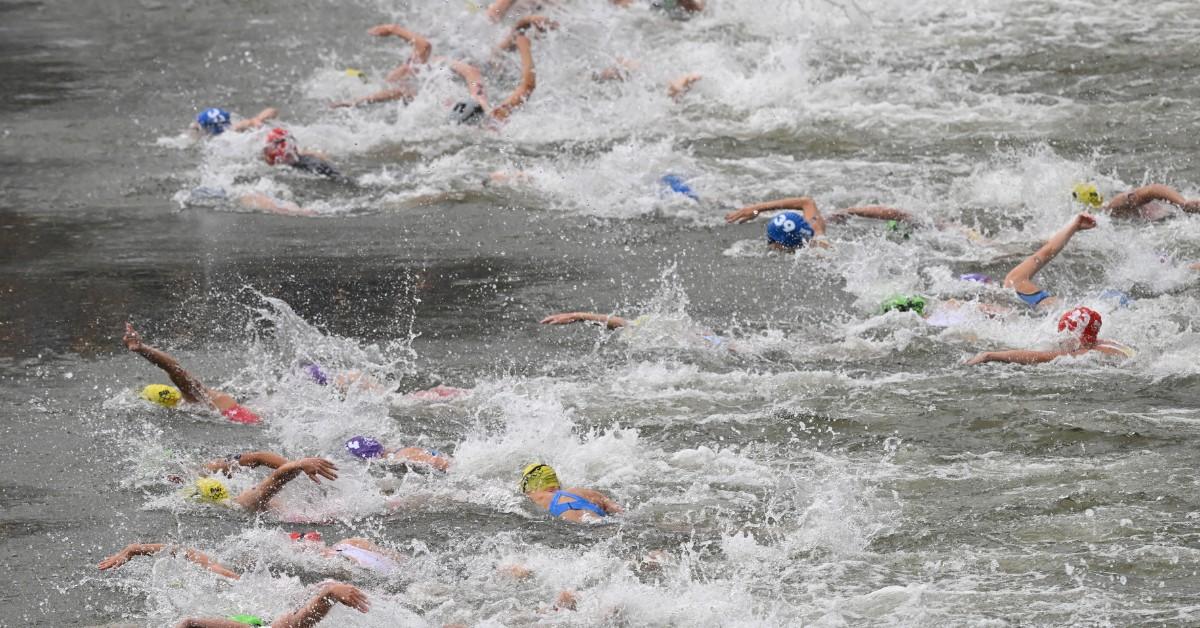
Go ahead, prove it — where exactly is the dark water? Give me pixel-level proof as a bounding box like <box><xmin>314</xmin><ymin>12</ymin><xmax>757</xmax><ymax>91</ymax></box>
<box><xmin>5</xmin><ymin>0</ymin><xmax>1200</xmax><ymax>626</ymax></box>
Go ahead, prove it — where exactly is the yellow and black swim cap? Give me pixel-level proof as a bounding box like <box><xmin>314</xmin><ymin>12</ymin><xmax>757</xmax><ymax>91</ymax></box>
<box><xmin>141</xmin><ymin>384</ymin><xmax>182</xmax><ymax>408</ymax></box>
<box><xmin>1072</xmin><ymin>183</ymin><xmax>1103</xmax><ymax>208</ymax></box>
<box><xmin>520</xmin><ymin>463</ymin><xmax>559</xmax><ymax>493</ymax></box>
<box><xmin>193</xmin><ymin>477</ymin><xmax>230</xmax><ymax>503</ymax></box>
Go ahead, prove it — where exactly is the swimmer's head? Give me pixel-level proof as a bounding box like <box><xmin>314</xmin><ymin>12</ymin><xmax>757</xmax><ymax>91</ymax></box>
<box><xmin>288</xmin><ymin>530</ymin><xmax>323</xmax><ymax>543</ymax></box>
<box><xmin>345</xmin><ymin>435</ymin><xmax>385</xmax><ymax>459</ymax></box>
<box><xmin>959</xmin><ymin>273</ymin><xmax>993</xmax><ymax>284</ymax></box>
<box><xmin>193</xmin><ymin>477</ymin><xmax>229</xmax><ymax>503</ymax></box>
<box><xmin>196</xmin><ymin>108</ymin><xmax>232</xmax><ymax>135</ymax></box>
<box><xmin>660</xmin><ymin>174</ymin><xmax>699</xmax><ymax>201</ymax></box>
<box><xmin>520</xmin><ymin>463</ymin><xmax>559</xmax><ymax>493</ymax></box>
<box><xmin>263</xmin><ymin>127</ymin><xmax>299</xmax><ymax>166</ymax></box>
<box><xmin>141</xmin><ymin>384</ymin><xmax>182</xmax><ymax>408</ymax></box>
<box><xmin>449</xmin><ymin>100</ymin><xmax>486</xmax><ymax>125</ymax></box>
<box><xmin>1072</xmin><ymin>183</ymin><xmax>1103</xmax><ymax>208</ymax></box>
<box><xmin>345</xmin><ymin>67</ymin><xmax>367</xmax><ymax>82</ymax></box>
<box><xmin>880</xmin><ymin>295</ymin><xmax>927</xmax><ymax>316</ymax></box>
<box><xmin>300</xmin><ymin>362</ymin><xmax>328</xmax><ymax>386</ymax></box>
<box><xmin>1058</xmin><ymin>306</ymin><xmax>1102</xmax><ymax>345</ymax></box>
<box><xmin>765</xmin><ymin>211</ymin><xmax>815</xmax><ymax>249</ymax></box>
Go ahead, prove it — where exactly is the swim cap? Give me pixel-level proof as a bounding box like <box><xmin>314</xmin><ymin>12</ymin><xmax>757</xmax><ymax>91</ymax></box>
<box><xmin>1072</xmin><ymin>183</ymin><xmax>1103</xmax><ymax>208</ymax></box>
<box><xmin>959</xmin><ymin>273</ymin><xmax>992</xmax><ymax>284</ymax></box>
<box><xmin>880</xmin><ymin>295</ymin><xmax>927</xmax><ymax>316</ymax></box>
<box><xmin>449</xmin><ymin>100</ymin><xmax>485</xmax><ymax>125</ymax></box>
<box><xmin>520</xmin><ymin>463</ymin><xmax>559</xmax><ymax>493</ymax></box>
<box><xmin>345</xmin><ymin>435</ymin><xmax>385</xmax><ymax>459</ymax></box>
<box><xmin>288</xmin><ymin>531</ymin><xmax>323</xmax><ymax>542</ymax></box>
<box><xmin>194</xmin><ymin>477</ymin><xmax>229</xmax><ymax>503</ymax></box>
<box><xmin>196</xmin><ymin>108</ymin><xmax>232</xmax><ymax>135</ymax></box>
<box><xmin>884</xmin><ymin>219</ymin><xmax>911</xmax><ymax>240</ymax></box>
<box><xmin>227</xmin><ymin>615</ymin><xmax>266</xmax><ymax>626</ymax></box>
<box><xmin>141</xmin><ymin>384</ymin><xmax>182</xmax><ymax>408</ymax></box>
<box><xmin>1058</xmin><ymin>306</ymin><xmax>1102</xmax><ymax>345</ymax></box>
<box><xmin>345</xmin><ymin>68</ymin><xmax>367</xmax><ymax>82</ymax></box>
<box><xmin>301</xmin><ymin>362</ymin><xmax>328</xmax><ymax>386</ymax></box>
<box><xmin>660</xmin><ymin>174</ymin><xmax>699</xmax><ymax>201</ymax></box>
<box><xmin>263</xmin><ymin>127</ymin><xmax>298</xmax><ymax>165</ymax></box>
<box><xmin>765</xmin><ymin>211</ymin><xmax>814</xmax><ymax>249</ymax></box>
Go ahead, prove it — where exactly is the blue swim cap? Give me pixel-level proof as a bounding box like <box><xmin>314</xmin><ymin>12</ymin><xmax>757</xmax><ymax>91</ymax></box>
<box><xmin>660</xmin><ymin>174</ymin><xmax>699</xmax><ymax>201</ymax></box>
<box><xmin>765</xmin><ymin>211</ymin><xmax>814</xmax><ymax>248</ymax></box>
<box><xmin>1099</xmin><ymin>288</ymin><xmax>1134</xmax><ymax>307</ymax></box>
<box><xmin>196</xmin><ymin>108</ymin><xmax>232</xmax><ymax>135</ymax></box>
<box><xmin>959</xmin><ymin>273</ymin><xmax>992</xmax><ymax>284</ymax></box>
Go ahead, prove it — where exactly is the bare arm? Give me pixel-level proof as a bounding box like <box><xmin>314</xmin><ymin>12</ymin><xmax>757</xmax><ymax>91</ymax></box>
<box><xmin>829</xmin><ymin>205</ymin><xmax>913</xmax><ymax>223</ymax></box>
<box><xmin>367</xmin><ymin>24</ymin><xmax>432</xmax><ymax>64</ymax></box>
<box><xmin>486</xmin><ymin>0</ymin><xmax>519</xmax><ymax>22</ymax></box>
<box><xmin>203</xmin><ymin>450</ymin><xmax>288</xmax><ymax>474</ymax></box>
<box><xmin>123</xmin><ymin>322</ymin><xmax>210</xmax><ymax>405</ymax></box>
<box><xmin>270</xmin><ymin>583</ymin><xmax>370</xmax><ymax>628</ymax></box>
<box><xmin>496</xmin><ymin>15</ymin><xmax>558</xmax><ymax>51</ymax></box>
<box><xmin>99</xmin><ymin>543</ymin><xmax>240</xmax><ymax>579</ymax></box>
<box><xmin>330</xmin><ymin>87</ymin><xmax>415</xmax><ymax>109</ymax></box>
<box><xmin>175</xmin><ymin>620</ymin><xmax>251</xmax><ymax>628</ymax></box>
<box><xmin>448</xmin><ymin>60</ymin><xmax>491</xmax><ymax>111</ymax></box>
<box><xmin>231</xmin><ymin>107</ymin><xmax>278</xmax><ymax>132</ymax></box>
<box><xmin>1003</xmin><ymin>213</ymin><xmax>1095</xmax><ymax>296</ymax></box>
<box><xmin>540</xmin><ymin>312</ymin><xmax>629</xmax><ymax>329</ymax></box>
<box><xmin>234</xmin><ymin>458</ymin><xmax>338</xmax><ymax>513</ymax></box>
<box><xmin>1107</xmin><ymin>183</ymin><xmax>1200</xmax><ymax>215</ymax></box>
<box><xmin>667</xmin><ymin>73</ymin><xmax>702</xmax><ymax>100</ymax></box>
<box><xmin>491</xmin><ymin>35</ymin><xmax>535</xmax><ymax>121</ymax></box>
<box><xmin>724</xmin><ymin>197</ymin><xmax>827</xmax><ymax>235</ymax></box>
<box><xmin>965</xmin><ymin>349</ymin><xmax>1067</xmax><ymax>366</ymax></box>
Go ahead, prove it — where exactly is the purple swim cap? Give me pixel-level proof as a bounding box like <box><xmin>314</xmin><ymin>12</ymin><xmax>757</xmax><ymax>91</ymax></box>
<box><xmin>301</xmin><ymin>362</ymin><xmax>328</xmax><ymax>386</ymax></box>
<box><xmin>345</xmin><ymin>436</ymin><xmax>384</xmax><ymax>459</ymax></box>
<box><xmin>959</xmin><ymin>273</ymin><xmax>992</xmax><ymax>284</ymax></box>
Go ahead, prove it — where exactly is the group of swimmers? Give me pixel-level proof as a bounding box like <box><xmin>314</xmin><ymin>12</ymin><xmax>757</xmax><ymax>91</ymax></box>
<box><xmin>107</xmin><ymin>1</ymin><xmax>1200</xmax><ymax>624</ymax></box>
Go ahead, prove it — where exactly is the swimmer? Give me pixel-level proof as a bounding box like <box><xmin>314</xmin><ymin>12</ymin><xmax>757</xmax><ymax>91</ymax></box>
<box><xmin>1003</xmin><ymin>212</ymin><xmax>1095</xmax><ymax>312</ymax></box>
<box><xmin>123</xmin><ymin>322</ymin><xmax>263</xmax><ymax>425</ymax></box>
<box><xmin>262</xmin><ymin>128</ymin><xmax>344</xmax><ymax>181</ymax></box>
<box><xmin>190</xmin><ymin>107</ymin><xmax>278</xmax><ymax>137</ymax></box>
<box><xmin>189</xmin><ymin>455</ymin><xmax>337</xmax><ymax>514</ymax></box>
<box><xmin>101</xmin><ymin>533</ymin><xmax>405</xmax><ymax>577</ymax></box>
<box><xmin>330</xmin><ymin>24</ymin><xmax>432</xmax><ymax>108</ymax></box>
<box><xmin>344</xmin><ymin>435</ymin><xmax>451</xmax><ymax>472</ymax></box>
<box><xmin>540</xmin><ymin>310</ymin><xmax>731</xmax><ymax>348</ymax></box>
<box><xmin>1073</xmin><ymin>182</ymin><xmax>1200</xmax><ymax>221</ymax></box>
<box><xmin>447</xmin><ymin>32</ymin><xmax>537</xmax><ymax>124</ymax></box>
<box><xmin>172</xmin><ymin>581</ymin><xmax>368</xmax><ymax>627</ymax></box>
<box><xmin>966</xmin><ymin>306</ymin><xmax>1132</xmax><ymax>365</ymax></box>
<box><xmin>879</xmin><ymin>294</ymin><xmax>1010</xmax><ymax>327</ymax></box>
<box><xmin>186</xmin><ymin>187</ymin><xmax>316</xmax><ymax>217</ymax></box>
<box><xmin>519</xmin><ymin>463</ymin><xmax>622</xmax><ymax>523</ymax></box>
<box><xmin>297</xmin><ymin>361</ymin><xmax>469</xmax><ymax>400</ymax></box>
<box><xmin>725</xmin><ymin>197</ymin><xmax>828</xmax><ymax>251</ymax></box>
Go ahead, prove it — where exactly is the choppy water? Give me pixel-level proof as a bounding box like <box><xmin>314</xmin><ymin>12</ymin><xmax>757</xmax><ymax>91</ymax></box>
<box><xmin>4</xmin><ymin>0</ymin><xmax>1200</xmax><ymax>625</ymax></box>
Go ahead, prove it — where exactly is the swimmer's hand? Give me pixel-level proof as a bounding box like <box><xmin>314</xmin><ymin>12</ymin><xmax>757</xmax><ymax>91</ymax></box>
<box><xmin>725</xmin><ymin>206</ymin><xmax>762</xmax><ymax>224</ymax></box>
<box><xmin>294</xmin><ymin>457</ymin><xmax>339</xmax><ymax>484</ymax></box>
<box><xmin>323</xmin><ymin>583</ymin><xmax>371</xmax><ymax>613</ymax></box>
<box><xmin>122</xmin><ymin>322</ymin><xmax>143</xmax><ymax>352</ymax></box>
<box><xmin>540</xmin><ymin>312</ymin><xmax>629</xmax><ymax>329</ymax></box>
<box><xmin>668</xmin><ymin>73</ymin><xmax>702</xmax><ymax>101</ymax></box>
<box><xmin>964</xmin><ymin>352</ymin><xmax>992</xmax><ymax>366</ymax></box>
<box><xmin>1073</xmin><ymin>212</ymin><xmax>1097</xmax><ymax>231</ymax></box>
<box><xmin>98</xmin><ymin>544</ymin><xmax>141</xmax><ymax>570</ymax></box>
<box><xmin>514</xmin><ymin>15</ymin><xmax>559</xmax><ymax>34</ymax></box>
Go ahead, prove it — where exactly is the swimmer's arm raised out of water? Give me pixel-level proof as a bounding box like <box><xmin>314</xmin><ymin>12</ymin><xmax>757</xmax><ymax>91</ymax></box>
<box><xmin>540</xmin><ymin>312</ymin><xmax>629</xmax><ymax>329</ymax></box>
<box><xmin>448</xmin><ymin>60</ymin><xmax>491</xmax><ymax>111</ymax></box>
<box><xmin>667</xmin><ymin>73</ymin><xmax>702</xmax><ymax>101</ymax></box>
<box><xmin>724</xmin><ymin>197</ymin><xmax>827</xmax><ymax>235</ymax></box>
<box><xmin>123</xmin><ymin>323</ymin><xmax>210</xmax><ymax>406</ymax></box>
<box><xmin>827</xmin><ymin>205</ymin><xmax>913</xmax><ymax>223</ymax></box>
<box><xmin>98</xmin><ymin>543</ymin><xmax>240</xmax><ymax>579</ymax></box>
<box><xmin>234</xmin><ymin>457</ymin><xmax>337</xmax><ymax>512</ymax></box>
<box><xmin>204</xmin><ymin>451</ymin><xmax>290</xmax><ymax>475</ymax></box>
<box><xmin>230</xmin><ymin>107</ymin><xmax>278</xmax><ymax>132</ymax></box>
<box><xmin>1003</xmin><ymin>212</ymin><xmax>1095</xmax><ymax>300</ymax></box>
<box><xmin>496</xmin><ymin>15</ymin><xmax>558</xmax><ymax>52</ymax></box>
<box><xmin>1106</xmin><ymin>184</ymin><xmax>1200</xmax><ymax>217</ymax></box>
<box><xmin>269</xmin><ymin>583</ymin><xmax>370</xmax><ymax>628</ymax></box>
<box><xmin>491</xmin><ymin>34</ymin><xmax>536</xmax><ymax>121</ymax></box>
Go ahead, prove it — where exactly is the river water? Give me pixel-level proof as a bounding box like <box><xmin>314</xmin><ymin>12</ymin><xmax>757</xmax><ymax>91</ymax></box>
<box><xmin>3</xmin><ymin>0</ymin><xmax>1200</xmax><ymax>625</ymax></box>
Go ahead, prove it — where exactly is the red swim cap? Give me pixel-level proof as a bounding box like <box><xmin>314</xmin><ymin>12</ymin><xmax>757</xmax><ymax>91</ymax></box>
<box><xmin>1058</xmin><ymin>307</ymin><xmax>1101</xmax><ymax>345</ymax></box>
<box><xmin>263</xmin><ymin>127</ymin><xmax>297</xmax><ymax>165</ymax></box>
<box><xmin>222</xmin><ymin>404</ymin><xmax>262</xmax><ymax>425</ymax></box>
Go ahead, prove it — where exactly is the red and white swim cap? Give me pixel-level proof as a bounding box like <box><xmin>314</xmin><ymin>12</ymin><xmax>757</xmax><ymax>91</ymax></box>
<box><xmin>1058</xmin><ymin>307</ymin><xmax>1102</xmax><ymax>345</ymax></box>
<box><xmin>263</xmin><ymin>127</ymin><xmax>297</xmax><ymax>165</ymax></box>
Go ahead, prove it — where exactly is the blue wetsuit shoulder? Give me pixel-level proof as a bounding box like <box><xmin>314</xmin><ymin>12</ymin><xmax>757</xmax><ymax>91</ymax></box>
<box><xmin>547</xmin><ymin>490</ymin><xmax>607</xmax><ymax>518</ymax></box>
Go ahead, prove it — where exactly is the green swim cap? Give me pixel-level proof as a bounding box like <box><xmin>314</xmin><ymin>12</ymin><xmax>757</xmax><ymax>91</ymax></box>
<box><xmin>884</xmin><ymin>220</ymin><xmax>911</xmax><ymax>240</ymax></box>
<box><xmin>228</xmin><ymin>614</ymin><xmax>266</xmax><ymax>626</ymax></box>
<box><xmin>880</xmin><ymin>295</ymin><xmax>927</xmax><ymax>316</ymax></box>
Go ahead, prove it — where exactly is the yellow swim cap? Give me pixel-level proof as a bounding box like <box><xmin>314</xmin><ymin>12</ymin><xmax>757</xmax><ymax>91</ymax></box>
<box><xmin>344</xmin><ymin>68</ymin><xmax>367</xmax><ymax>82</ymax></box>
<box><xmin>194</xmin><ymin>477</ymin><xmax>229</xmax><ymax>503</ymax></box>
<box><xmin>1072</xmin><ymin>183</ymin><xmax>1103</xmax><ymax>208</ymax></box>
<box><xmin>520</xmin><ymin>463</ymin><xmax>559</xmax><ymax>493</ymax></box>
<box><xmin>141</xmin><ymin>384</ymin><xmax>182</xmax><ymax>408</ymax></box>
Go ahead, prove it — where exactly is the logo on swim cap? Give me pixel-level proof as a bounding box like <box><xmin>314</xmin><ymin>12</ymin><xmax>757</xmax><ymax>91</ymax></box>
<box><xmin>450</xmin><ymin>100</ymin><xmax>486</xmax><ymax>125</ymax></box>
<box><xmin>288</xmin><ymin>530</ymin><xmax>323</xmax><ymax>542</ymax></box>
<box><xmin>1072</xmin><ymin>183</ymin><xmax>1103</xmax><ymax>208</ymax></box>
<box><xmin>263</xmin><ymin>127</ymin><xmax>298</xmax><ymax>165</ymax></box>
<box><xmin>141</xmin><ymin>384</ymin><xmax>182</xmax><ymax>408</ymax></box>
<box><xmin>194</xmin><ymin>477</ymin><xmax>229</xmax><ymax>503</ymax></box>
<box><xmin>520</xmin><ymin>463</ymin><xmax>559</xmax><ymax>493</ymax></box>
<box><xmin>345</xmin><ymin>436</ymin><xmax>385</xmax><ymax>459</ymax></box>
<box><xmin>880</xmin><ymin>295</ymin><xmax>927</xmax><ymax>316</ymax></box>
<box><xmin>766</xmin><ymin>211</ymin><xmax>814</xmax><ymax>249</ymax></box>
<box><xmin>196</xmin><ymin>108</ymin><xmax>231</xmax><ymax>135</ymax></box>
<box><xmin>1058</xmin><ymin>306</ymin><xmax>1101</xmax><ymax>345</ymax></box>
